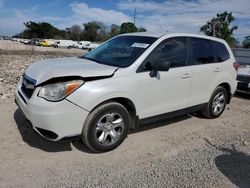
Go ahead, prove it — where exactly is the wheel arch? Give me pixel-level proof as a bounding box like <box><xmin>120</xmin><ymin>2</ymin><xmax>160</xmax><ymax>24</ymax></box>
<box><xmin>89</xmin><ymin>97</ymin><xmax>138</xmax><ymax>129</ymax></box>
<box><xmin>218</xmin><ymin>82</ymin><xmax>232</xmax><ymax>104</ymax></box>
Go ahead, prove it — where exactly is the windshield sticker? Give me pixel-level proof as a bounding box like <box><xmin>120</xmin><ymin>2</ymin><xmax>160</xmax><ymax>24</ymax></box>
<box><xmin>131</xmin><ymin>43</ymin><xmax>150</xmax><ymax>48</ymax></box>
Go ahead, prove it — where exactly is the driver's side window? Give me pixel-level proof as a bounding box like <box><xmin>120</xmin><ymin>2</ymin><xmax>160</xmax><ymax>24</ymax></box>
<box><xmin>138</xmin><ymin>37</ymin><xmax>188</xmax><ymax>72</ymax></box>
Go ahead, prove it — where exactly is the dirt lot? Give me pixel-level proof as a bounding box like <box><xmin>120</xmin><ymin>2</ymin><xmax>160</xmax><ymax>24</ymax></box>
<box><xmin>0</xmin><ymin>40</ymin><xmax>250</xmax><ymax>187</ymax></box>
<box><xmin>0</xmin><ymin>40</ymin><xmax>85</xmax><ymax>53</ymax></box>
<box><xmin>0</xmin><ymin>40</ymin><xmax>85</xmax><ymax>102</ymax></box>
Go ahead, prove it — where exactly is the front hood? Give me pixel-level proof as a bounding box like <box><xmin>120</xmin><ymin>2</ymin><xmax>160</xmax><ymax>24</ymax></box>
<box><xmin>25</xmin><ymin>57</ymin><xmax>118</xmax><ymax>85</ymax></box>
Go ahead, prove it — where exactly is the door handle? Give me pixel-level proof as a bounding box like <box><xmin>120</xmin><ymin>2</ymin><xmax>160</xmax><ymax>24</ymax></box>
<box><xmin>213</xmin><ymin>67</ymin><xmax>221</xmax><ymax>72</ymax></box>
<box><xmin>181</xmin><ymin>73</ymin><xmax>191</xmax><ymax>79</ymax></box>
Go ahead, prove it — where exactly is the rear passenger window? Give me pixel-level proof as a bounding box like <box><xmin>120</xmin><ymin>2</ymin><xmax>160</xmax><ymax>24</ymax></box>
<box><xmin>214</xmin><ymin>41</ymin><xmax>230</xmax><ymax>62</ymax></box>
<box><xmin>190</xmin><ymin>38</ymin><xmax>215</xmax><ymax>65</ymax></box>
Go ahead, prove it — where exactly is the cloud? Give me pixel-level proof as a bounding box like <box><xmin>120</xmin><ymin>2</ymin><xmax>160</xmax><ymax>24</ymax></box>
<box><xmin>69</xmin><ymin>2</ymin><xmax>130</xmax><ymax>26</ymax></box>
<box><xmin>118</xmin><ymin>0</ymin><xmax>250</xmax><ymax>37</ymax></box>
<box><xmin>0</xmin><ymin>0</ymin><xmax>249</xmax><ymax>41</ymax></box>
<box><xmin>0</xmin><ymin>6</ymin><xmax>38</xmax><ymax>35</ymax></box>
<box><xmin>50</xmin><ymin>2</ymin><xmax>132</xmax><ymax>31</ymax></box>
<box><xmin>119</xmin><ymin>0</ymin><xmax>250</xmax><ymax>16</ymax></box>
<box><xmin>0</xmin><ymin>2</ymin><xmax>131</xmax><ymax>36</ymax></box>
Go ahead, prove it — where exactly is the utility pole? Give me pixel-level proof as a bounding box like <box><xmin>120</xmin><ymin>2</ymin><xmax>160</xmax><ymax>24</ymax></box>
<box><xmin>133</xmin><ymin>8</ymin><xmax>137</xmax><ymax>26</ymax></box>
<box><xmin>212</xmin><ymin>20</ymin><xmax>220</xmax><ymax>37</ymax></box>
<box><xmin>212</xmin><ymin>23</ymin><xmax>215</xmax><ymax>37</ymax></box>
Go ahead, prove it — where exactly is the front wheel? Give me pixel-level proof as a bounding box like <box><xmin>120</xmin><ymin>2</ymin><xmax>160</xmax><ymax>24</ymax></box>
<box><xmin>201</xmin><ymin>86</ymin><xmax>228</xmax><ymax>118</ymax></box>
<box><xmin>82</xmin><ymin>102</ymin><xmax>131</xmax><ymax>152</ymax></box>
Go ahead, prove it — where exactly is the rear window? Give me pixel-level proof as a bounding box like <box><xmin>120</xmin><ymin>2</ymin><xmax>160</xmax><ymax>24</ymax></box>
<box><xmin>214</xmin><ymin>41</ymin><xmax>230</xmax><ymax>62</ymax></box>
<box><xmin>190</xmin><ymin>38</ymin><xmax>215</xmax><ymax>65</ymax></box>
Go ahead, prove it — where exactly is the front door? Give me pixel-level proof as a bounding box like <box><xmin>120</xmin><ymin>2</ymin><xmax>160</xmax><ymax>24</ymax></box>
<box><xmin>135</xmin><ymin>37</ymin><xmax>192</xmax><ymax>118</ymax></box>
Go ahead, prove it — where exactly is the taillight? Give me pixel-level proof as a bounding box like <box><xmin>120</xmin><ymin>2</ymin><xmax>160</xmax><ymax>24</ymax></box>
<box><xmin>233</xmin><ymin>62</ymin><xmax>240</xmax><ymax>71</ymax></box>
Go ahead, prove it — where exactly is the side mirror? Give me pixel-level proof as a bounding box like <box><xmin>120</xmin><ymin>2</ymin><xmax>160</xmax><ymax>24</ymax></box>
<box><xmin>149</xmin><ymin>61</ymin><xmax>170</xmax><ymax>77</ymax></box>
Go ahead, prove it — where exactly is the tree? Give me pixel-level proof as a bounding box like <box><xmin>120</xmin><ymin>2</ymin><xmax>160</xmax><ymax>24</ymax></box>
<box><xmin>15</xmin><ymin>20</ymin><xmax>146</xmax><ymax>42</ymax></box>
<box><xmin>200</xmin><ymin>11</ymin><xmax>238</xmax><ymax>47</ymax></box>
<box><xmin>138</xmin><ymin>27</ymin><xmax>147</xmax><ymax>32</ymax></box>
<box><xmin>120</xmin><ymin>22</ymin><xmax>137</xmax><ymax>34</ymax></box>
<box><xmin>242</xmin><ymin>36</ymin><xmax>250</xmax><ymax>48</ymax></box>
<box><xmin>95</xmin><ymin>22</ymin><xmax>110</xmax><ymax>41</ymax></box>
<box><xmin>17</xmin><ymin>21</ymin><xmax>62</xmax><ymax>39</ymax></box>
<box><xmin>110</xmin><ymin>24</ymin><xmax>120</xmax><ymax>37</ymax></box>
<box><xmin>82</xmin><ymin>21</ymin><xmax>102</xmax><ymax>41</ymax></box>
<box><xmin>69</xmin><ymin>25</ymin><xmax>82</xmax><ymax>41</ymax></box>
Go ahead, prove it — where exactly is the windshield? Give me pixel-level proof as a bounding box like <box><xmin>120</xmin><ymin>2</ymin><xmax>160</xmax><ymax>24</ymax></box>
<box><xmin>83</xmin><ymin>36</ymin><xmax>157</xmax><ymax>67</ymax></box>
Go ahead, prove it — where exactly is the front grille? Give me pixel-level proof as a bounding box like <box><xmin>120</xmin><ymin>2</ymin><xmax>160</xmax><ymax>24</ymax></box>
<box><xmin>21</xmin><ymin>74</ymin><xmax>36</xmax><ymax>98</ymax></box>
<box><xmin>237</xmin><ymin>75</ymin><xmax>250</xmax><ymax>82</ymax></box>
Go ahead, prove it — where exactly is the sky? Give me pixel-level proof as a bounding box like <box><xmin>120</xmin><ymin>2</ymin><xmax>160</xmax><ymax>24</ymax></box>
<box><xmin>0</xmin><ymin>0</ymin><xmax>249</xmax><ymax>41</ymax></box>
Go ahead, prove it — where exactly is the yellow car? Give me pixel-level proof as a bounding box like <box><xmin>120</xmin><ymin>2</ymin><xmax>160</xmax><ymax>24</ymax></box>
<box><xmin>39</xmin><ymin>40</ymin><xmax>54</xmax><ymax>47</ymax></box>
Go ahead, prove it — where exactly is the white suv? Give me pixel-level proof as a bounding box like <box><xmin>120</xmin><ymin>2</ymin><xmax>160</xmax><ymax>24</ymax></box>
<box><xmin>15</xmin><ymin>33</ymin><xmax>237</xmax><ymax>152</ymax></box>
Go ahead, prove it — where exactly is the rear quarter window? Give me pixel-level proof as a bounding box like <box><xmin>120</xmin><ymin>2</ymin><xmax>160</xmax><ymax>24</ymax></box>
<box><xmin>214</xmin><ymin>41</ymin><xmax>230</xmax><ymax>62</ymax></box>
<box><xmin>190</xmin><ymin>38</ymin><xmax>215</xmax><ymax>65</ymax></box>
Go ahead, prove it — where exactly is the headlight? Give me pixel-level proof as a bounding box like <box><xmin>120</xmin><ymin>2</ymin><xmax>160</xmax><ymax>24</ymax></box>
<box><xmin>38</xmin><ymin>80</ymin><xmax>84</xmax><ymax>101</ymax></box>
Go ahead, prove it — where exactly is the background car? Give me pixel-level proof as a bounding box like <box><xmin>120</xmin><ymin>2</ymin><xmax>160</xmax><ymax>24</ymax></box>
<box><xmin>236</xmin><ymin>63</ymin><xmax>250</xmax><ymax>94</ymax></box>
<box><xmin>83</xmin><ymin>42</ymin><xmax>100</xmax><ymax>51</ymax></box>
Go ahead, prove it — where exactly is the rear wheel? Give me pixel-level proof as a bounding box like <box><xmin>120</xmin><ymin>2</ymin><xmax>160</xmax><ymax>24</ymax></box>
<box><xmin>82</xmin><ymin>102</ymin><xmax>130</xmax><ymax>152</ymax></box>
<box><xmin>201</xmin><ymin>86</ymin><xmax>228</xmax><ymax>118</ymax></box>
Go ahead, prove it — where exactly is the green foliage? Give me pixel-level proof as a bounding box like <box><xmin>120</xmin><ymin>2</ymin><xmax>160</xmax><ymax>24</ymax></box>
<box><xmin>200</xmin><ymin>11</ymin><xmax>238</xmax><ymax>47</ymax></box>
<box><xmin>120</xmin><ymin>22</ymin><xmax>137</xmax><ymax>34</ymax></box>
<box><xmin>138</xmin><ymin>27</ymin><xmax>147</xmax><ymax>32</ymax></box>
<box><xmin>82</xmin><ymin>21</ymin><xmax>101</xmax><ymax>41</ymax></box>
<box><xmin>110</xmin><ymin>24</ymin><xmax>120</xmax><ymax>37</ymax></box>
<box><xmin>15</xmin><ymin>21</ymin><xmax>147</xmax><ymax>42</ymax></box>
<box><xmin>242</xmin><ymin>36</ymin><xmax>250</xmax><ymax>48</ymax></box>
<box><xmin>18</xmin><ymin>21</ymin><xmax>63</xmax><ymax>39</ymax></box>
<box><xmin>69</xmin><ymin>25</ymin><xmax>82</xmax><ymax>41</ymax></box>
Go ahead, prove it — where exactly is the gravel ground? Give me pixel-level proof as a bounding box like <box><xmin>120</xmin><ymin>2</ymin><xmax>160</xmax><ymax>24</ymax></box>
<box><xmin>0</xmin><ymin>41</ymin><xmax>249</xmax><ymax>187</ymax></box>
<box><xmin>0</xmin><ymin>40</ymin><xmax>85</xmax><ymax>53</ymax></box>
<box><xmin>0</xmin><ymin>97</ymin><xmax>249</xmax><ymax>188</ymax></box>
<box><xmin>47</xmin><ymin>141</ymin><xmax>250</xmax><ymax>188</ymax></box>
<box><xmin>0</xmin><ymin>41</ymin><xmax>85</xmax><ymax>102</ymax></box>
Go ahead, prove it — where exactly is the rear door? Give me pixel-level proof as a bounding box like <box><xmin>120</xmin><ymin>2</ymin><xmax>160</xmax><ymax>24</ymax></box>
<box><xmin>188</xmin><ymin>37</ymin><xmax>222</xmax><ymax>106</ymax></box>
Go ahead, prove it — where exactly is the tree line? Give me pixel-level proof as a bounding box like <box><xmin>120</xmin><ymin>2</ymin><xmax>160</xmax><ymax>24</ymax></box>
<box><xmin>14</xmin><ymin>11</ymin><xmax>250</xmax><ymax>48</ymax></box>
<box><xmin>15</xmin><ymin>21</ymin><xmax>146</xmax><ymax>42</ymax></box>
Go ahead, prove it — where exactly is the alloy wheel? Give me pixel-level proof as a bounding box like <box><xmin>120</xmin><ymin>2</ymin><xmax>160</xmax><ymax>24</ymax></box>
<box><xmin>212</xmin><ymin>92</ymin><xmax>226</xmax><ymax>115</ymax></box>
<box><xmin>95</xmin><ymin>113</ymin><xmax>124</xmax><ymax>146</ymax></box>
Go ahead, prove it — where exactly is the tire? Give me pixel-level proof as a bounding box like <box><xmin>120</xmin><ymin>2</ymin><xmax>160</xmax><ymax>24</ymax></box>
<box><xmin>201</xmin><ymin>86</ymin><xmax>228</xmax><ymax>118</ymax></box>
<box><xmin>82</xmin><ymin>102</ymin><xmax>131</xmax><ymax>152</ymax></box>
